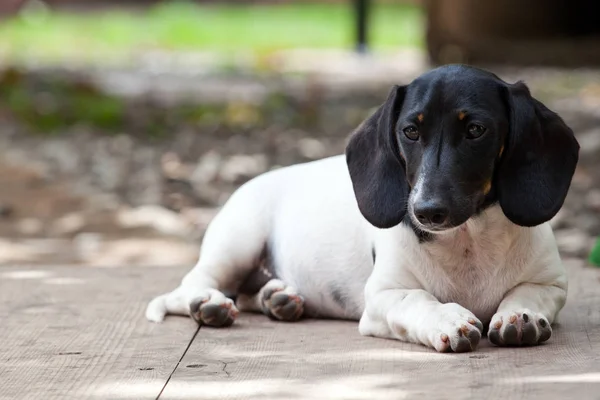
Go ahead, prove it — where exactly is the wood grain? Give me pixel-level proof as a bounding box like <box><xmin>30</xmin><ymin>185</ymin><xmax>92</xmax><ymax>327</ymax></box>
<box><xmin>0</xmin><ymin>265</ymin><xmax>195</xmax><ymax>400</ymax></box>
<box><xmin>162</xmin><ymin>258</ymin><xmax>600</xmax><ymax>400</ymax></box>
<box><xmin>2</xmin><ymin>258</ymin><xmax>599</xmax><ymax>400</ymax></box>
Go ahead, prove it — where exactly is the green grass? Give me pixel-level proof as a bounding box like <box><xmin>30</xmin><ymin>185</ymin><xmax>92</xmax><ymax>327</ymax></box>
<box><xmin>0</xmin><ymin>1</ymin><xmax>423</xmax><ymax>63</ymax></box>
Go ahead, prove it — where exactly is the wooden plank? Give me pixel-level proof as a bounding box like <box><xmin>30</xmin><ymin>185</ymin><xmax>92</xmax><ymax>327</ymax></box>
<box><xmin>162</xmin><ymin>258</ymin><xmax>600</xmax><ymax>400</ymax></box>
<box><xmin>0</xmin><ymin>265</ymin><xmax>196</xmax><ymax>400</ymax></box>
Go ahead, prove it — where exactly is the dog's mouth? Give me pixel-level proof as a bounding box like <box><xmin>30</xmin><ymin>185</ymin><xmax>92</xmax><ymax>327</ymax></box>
<box><xmin>407</xmin><ymin>204</ymin><xmax>472</xmax><ymax>234</ymax></box>
<box><xmin>406</xmin><ymin>184</ymin><xmax>484</xmax><ymax>234</ymax></box>
<box><xmin>411</xmin><ymin>218</ymin><xmax>462</xmax><ymax>234</ymax></box>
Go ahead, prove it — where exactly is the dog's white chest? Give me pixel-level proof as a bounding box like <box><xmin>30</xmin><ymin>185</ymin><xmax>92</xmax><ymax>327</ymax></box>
<box><xmin>415</xmin><ymin>222</ymin><xmax>521</xmax><ymax>323</ymax></box>
<box><xmin>433</xmin><ymin>253</ymin><xmax>504</xmax><ymax>322</ymax></box>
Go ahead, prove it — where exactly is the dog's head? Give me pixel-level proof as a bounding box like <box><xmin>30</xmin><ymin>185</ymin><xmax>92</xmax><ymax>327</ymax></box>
<box><xmin>346</xmin><ymin>64</ymin><xmax>579</xmax><ymax>232</ymax></box>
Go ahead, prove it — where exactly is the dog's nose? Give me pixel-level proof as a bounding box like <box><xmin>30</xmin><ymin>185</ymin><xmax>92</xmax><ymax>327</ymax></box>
<box><xmin>413</xmin><ymin>201</ymin><xmax>449</xmax><ymax>227</ymax></box>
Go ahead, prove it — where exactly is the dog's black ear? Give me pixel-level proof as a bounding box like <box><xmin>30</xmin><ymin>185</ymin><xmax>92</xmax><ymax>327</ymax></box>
<box><xmin>346</xmin><ymin>85</ymin><xmax>409</xmax><ymax>229</ymax></box>
<box><xmin>498</xmin><ymin>82</ymin><xmax>579</xmax><ymax>227</ymax></box>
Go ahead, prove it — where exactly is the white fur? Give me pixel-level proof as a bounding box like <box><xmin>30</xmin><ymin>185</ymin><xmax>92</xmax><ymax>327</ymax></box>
<box><xmin>146</xmin><ymin>155</ymin><xmax>567</xmax><ymax>351</ymax></box>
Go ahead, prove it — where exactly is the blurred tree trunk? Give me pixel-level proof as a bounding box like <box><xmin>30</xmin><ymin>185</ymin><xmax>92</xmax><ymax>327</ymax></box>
<box><xmin>426</xmin><ymin>0</ymin><xmax>600</xmax><ymax>66</ymax></box>
<box><xmin>0</xmin><ymin>0</ymin><xmax>24</xmax><ymax>16</ymax></box>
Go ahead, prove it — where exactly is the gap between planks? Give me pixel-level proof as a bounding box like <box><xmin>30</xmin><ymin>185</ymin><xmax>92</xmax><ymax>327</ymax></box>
<box><xmin>156</xmin><ymin>324</ymin><xmax>202</xmax><ymax>400</ymax></box>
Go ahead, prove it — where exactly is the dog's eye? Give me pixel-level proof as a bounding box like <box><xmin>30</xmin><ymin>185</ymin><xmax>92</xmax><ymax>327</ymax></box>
<box><xmin>467</xmin><ymin>123</ymin><xmax>486</xmax><ymax>139</ymax></box>
<box><xmin>403</xmin><ymin>126</ymin><xmax>419</xmax><ymax>141</ymax></box>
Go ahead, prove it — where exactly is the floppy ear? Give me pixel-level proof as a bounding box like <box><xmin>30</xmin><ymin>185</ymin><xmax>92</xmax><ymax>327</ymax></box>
<box><xmin>345</xmin><ymin>85</ymin><xmax>409</xmax><ymax>229</ymax></box>
<box><xmin>498</xmin><ymin>82</ymin><xmax>579</xmax><ymax>227</ymax></box>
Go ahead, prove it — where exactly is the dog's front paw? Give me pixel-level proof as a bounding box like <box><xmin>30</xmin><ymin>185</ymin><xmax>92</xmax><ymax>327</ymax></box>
<box><xmin>488</xmin><ymin>309</ymin><xmax>551</xmax><ymax>346</ymax></box>
<box><xmin>388</xmin><ymin>303</ymin><xmax>483</xmax><ymax>353</ymax></box>
<box><xmin>429</xmin><ymin>304</ymin><xmax>483</xmax><ymax>353</ymax></box>
<box><xmin>189</xmin><ymin>289</ymin><xmax>239</xmax><ymax>327</ymax></box>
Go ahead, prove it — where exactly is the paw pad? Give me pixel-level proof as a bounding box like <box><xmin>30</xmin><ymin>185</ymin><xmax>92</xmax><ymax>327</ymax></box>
<box><xmin>449</xmin><ymin>323</ymin><xmax>481</xmax><ymax>353</ymax></box>
<box><xmin>190</xmin><ymin>295</ymin><xmax>238</xmax><ymax>327</ymax></box>
<box><xmin>427</xmin><ymin>304</ymin><xmax>484</xmax><ymax>353</ymax></box>
<box><xmin>488</xmin><ymin>310</ymin><xmax>551</xmax><ymax>346</ymax></box>
<box><xmin>261</xmin><ymin>288</ymin><xmax>304</xmax><ymax>322</ymax></box>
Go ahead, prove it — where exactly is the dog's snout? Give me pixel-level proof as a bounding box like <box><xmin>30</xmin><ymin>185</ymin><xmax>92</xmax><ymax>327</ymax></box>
<box><xmin>413</xmin><ymin>201</ymin><xmax>449</xmax><ymax>228</ymax></box>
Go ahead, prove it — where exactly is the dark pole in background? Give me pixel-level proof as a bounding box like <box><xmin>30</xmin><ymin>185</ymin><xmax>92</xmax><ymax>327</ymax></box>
<box><xmin>355</xmin><ymin>0</ymin><xmax>369</xmax><ymax>53</ymax></box>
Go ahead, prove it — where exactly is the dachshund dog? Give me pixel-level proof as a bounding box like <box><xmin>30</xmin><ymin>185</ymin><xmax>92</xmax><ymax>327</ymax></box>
<box><xmin>146</xmin><ymin>65</ymin><xmax>579</xmax><ymax>352</ymax></box>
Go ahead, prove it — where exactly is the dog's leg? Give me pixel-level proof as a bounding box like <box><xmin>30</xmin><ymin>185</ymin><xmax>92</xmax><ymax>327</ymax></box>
<box><xmin>360</xmin><ymin>289</ymin><xmax>483</xmax><ymax>353</ymax></box>
<box><xmin>146</xmin><ymin>185</ymin><xmax>270</xmax><ymax>326</ymax></box>
<box><xmin>359</xmin><ymin>264</ymin><xmax>483</xmax><ymax>353</ymax></box>
<box><xmin>148</xmin><ymin>285</ymin><xmax>239</xmax><ymax>327</ymax></box>
<box><xmin>145</xmin><ymin>253</ymin><xmax>244</xmax><ymax>327</ymax></box>
<box><xmin>488</xmin><ymin>282</ymin><xmax>566</xmax><ymax>347</ymax></box>
<box><xmin>237</xmin><ymin>279</ymin><xmax>305</xmax><ymax>322</ymax></box>
<box><xmin>487</xmin><ymin>226</ymin><xmax>569</xmax><ymax>346</ymax></box>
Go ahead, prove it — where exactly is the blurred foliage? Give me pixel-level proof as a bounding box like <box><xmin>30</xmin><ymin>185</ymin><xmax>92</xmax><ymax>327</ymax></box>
<box><xmin>0</xmin><ymin>1</ymin><xmax>423</xmax><ymax>64</ymax></box>
<box><xmin>0</xmin><ymin>68</ymin><xmax>126</xmax><ymax>133</ymax></box>
<box><xmin>0</xmin><ymin>67</ymin><xmax>352</xmax><ymax>136</ymax></box>
<box><xmin>0</xmin><ymin>1</ymin><xmax>421</xmax><ymax>135</ymax></box>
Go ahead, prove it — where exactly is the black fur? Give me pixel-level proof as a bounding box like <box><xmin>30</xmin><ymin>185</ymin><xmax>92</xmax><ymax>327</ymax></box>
<box><xmin>330</xmin><ymin>285</ymin><xmax>347</xmax><ymax>310</ymax></box>
<box><xmin>497</xmin><ymin>82</ymin><xmax>579</xmax><ymax>227</ymax></box>
<box><xmin>345</xmin><ymin>85</ymin><xmax>410</xmax><ymax>229</ymax></box>
<box><xmin>346</xmin><ymin>64</ymin><xmax>579</xmax><ymax>234</ymax></box>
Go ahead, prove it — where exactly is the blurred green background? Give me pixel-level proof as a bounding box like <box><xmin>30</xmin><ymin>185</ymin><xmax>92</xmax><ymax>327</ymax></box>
<box><xmin>0</xmin><ymin>1</ymin><xmax>423</xmax><ymax>64</ymax></box>
<box><xmin>0</xmin><ymin>1</ymin><xmax>424</xmax><ymax>135</ymax></box>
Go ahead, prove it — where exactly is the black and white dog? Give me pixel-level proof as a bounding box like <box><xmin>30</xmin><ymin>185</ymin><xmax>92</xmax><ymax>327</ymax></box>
<box><xmin>147</xmin><ymin>65</ymin><xmax>579</xmax><ymax>353</ymax></box>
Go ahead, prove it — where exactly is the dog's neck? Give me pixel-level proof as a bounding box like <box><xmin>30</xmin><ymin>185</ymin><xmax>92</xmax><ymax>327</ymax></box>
<box><xmin>420</xmin><ymin>204</ymin><xmax>522</xmax><ymax>256</ymax></box>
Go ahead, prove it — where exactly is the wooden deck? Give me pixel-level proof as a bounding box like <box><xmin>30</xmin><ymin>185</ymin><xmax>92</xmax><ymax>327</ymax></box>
<box><xmin>2</xmin><ymin>258</ymin><xmax>600</xmax><ymax>400</ymax></box>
